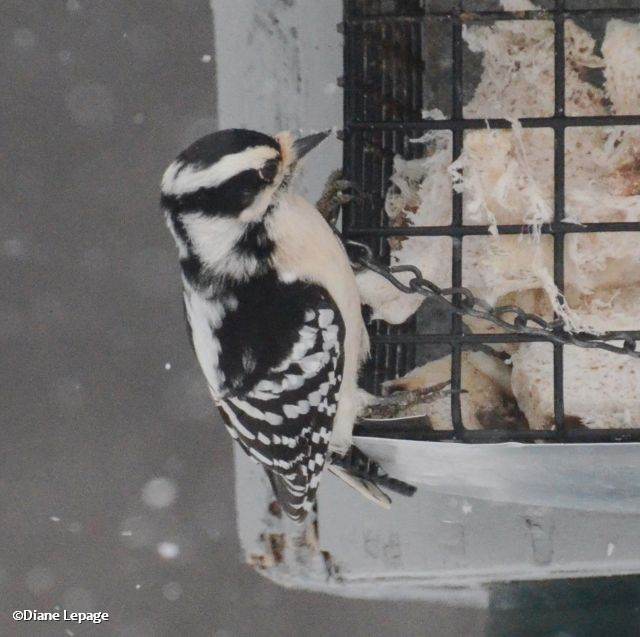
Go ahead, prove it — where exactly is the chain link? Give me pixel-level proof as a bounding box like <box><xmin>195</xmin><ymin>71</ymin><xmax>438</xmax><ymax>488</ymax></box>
<box><xmin>341</xmin><ymin>237</ymin><xmax>640</xmax><ymax>359</ymax></box>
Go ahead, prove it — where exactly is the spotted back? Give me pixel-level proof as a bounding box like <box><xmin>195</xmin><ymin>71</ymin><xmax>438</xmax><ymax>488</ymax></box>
<box><xmin>217</xmin><ymin>293</ymin><xmax>344</xmax><ymax>521</ymax></box>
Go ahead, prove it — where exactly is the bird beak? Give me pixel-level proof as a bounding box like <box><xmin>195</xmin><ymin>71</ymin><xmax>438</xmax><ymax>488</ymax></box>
<box><xmin>292</xmin><ymin>130</ymin><xmax>331</xmax><ymax>161</ymax></box>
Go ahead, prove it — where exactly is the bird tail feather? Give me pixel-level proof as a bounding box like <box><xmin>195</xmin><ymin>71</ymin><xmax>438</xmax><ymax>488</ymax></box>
<box><xmin>265</xmin><ymin>470</ymin><xmax>313</xmax><ymax>522</ymax></box>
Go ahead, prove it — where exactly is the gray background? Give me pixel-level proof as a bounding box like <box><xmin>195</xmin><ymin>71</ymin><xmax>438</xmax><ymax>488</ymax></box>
<box><xmin>2</xmin><ymin>1</ymin><xmax>640</xmax><ymax>636</ymax></box>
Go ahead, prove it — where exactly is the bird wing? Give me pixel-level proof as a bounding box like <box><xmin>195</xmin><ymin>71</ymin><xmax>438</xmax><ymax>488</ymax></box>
<box><xmin>217</xmin><ymin>290</ymin><xmax>345</xmax><ymax>521</ymax></box>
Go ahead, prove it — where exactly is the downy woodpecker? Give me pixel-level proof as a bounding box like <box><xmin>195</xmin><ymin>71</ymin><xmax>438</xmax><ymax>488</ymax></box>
<box><xmin>161</xmin><ymin>128</ymin><xmax>375</xmax><ymax>521</ymax></box>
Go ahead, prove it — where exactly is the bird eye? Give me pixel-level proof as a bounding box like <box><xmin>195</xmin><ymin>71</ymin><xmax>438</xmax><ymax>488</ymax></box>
<box><xmin>259</xmin><ymin>159</ymin><xmax>279</xmax><ymax>183</ymax></box>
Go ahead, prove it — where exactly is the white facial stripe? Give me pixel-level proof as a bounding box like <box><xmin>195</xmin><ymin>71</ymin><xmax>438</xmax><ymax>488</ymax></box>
<box><xmin>161</xmin><ymin>145</ymin><xmax>279</xmax><ymax>195</ymax></box>
<box><xmin>238</xmin><ymin>188</ymin><xmax>275</xmax><ymax>223</ymax></box>
<box><xmin>181</xmin><ymin>213</ymin><xmax>264</xmax><ymax>281</ymax></box>
<box><xmin>182</xmin><ymin>213</ymin><xmax>245</xmax><ymax>263</ymax></box>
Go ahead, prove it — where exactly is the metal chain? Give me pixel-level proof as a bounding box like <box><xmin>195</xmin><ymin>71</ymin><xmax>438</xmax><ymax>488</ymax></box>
<box><xmin>341</xmin><ymin>237</ymin><xmax>640</xmax><ymax>360</ymax></box>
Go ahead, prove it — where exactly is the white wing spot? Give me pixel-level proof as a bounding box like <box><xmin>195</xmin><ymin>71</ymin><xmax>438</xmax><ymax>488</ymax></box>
<box><xmin>283</xmin><ymin>374</ymin><xmax>304</xmax><ymax>391</ymax></box>
<box><xmin>324</xmin><ymin>324</ymin><xmax>339</xmax><ymax>339</ymax></box>
<box><xmin>298</xmin><ymin>351</ymin><xmax>330</xmax><ymax>375</ymax></box>
<box><xmin>318</xmin><ymin>309</ymin><xmax>334</xmax><ymax>328</ymax></box>
<box><xmin>300</xmin><ymin>325</ymin><xmax>318</xmax><ymax>340</ymax></box>
<box><xmin>283</xmin><ymin>404</ymin><xmax>299</xmax><ymax>419</ymax></box>
<box><xmin>289</xmin><ymin>326</ymin><xmax>318</xmax><ymax>361</ymax></box>
<box><xmin>229</xmin><ymin>397</ymin><xmax>283</xmax><ymax>426</ymax></box>
<box><xmin>322</xmin><ymin>325</ymin><xmax>340</xmax><ymax>351</ymax></box>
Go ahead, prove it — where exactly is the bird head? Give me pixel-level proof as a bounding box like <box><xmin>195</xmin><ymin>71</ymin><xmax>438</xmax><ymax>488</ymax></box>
<box><xmin>161</xmin><ymin>128</ymin><xmax>330</xmax><ymax>282</ymax></box>
<box><xmin>161</xmin><ymin>128</ymin><xmax>330</xmax><ymax>223</ymax></box>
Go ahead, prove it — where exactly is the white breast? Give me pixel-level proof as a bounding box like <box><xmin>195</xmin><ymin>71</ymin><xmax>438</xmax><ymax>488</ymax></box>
<box><xmin>267</xmin><ymin>194</ymin><xmax>370</xmax><ymax>453</ymax></box>
<box><xmin>183</xmin><ymin>286</ymin><xmax>227</xmax><ymax>395</ymax></box>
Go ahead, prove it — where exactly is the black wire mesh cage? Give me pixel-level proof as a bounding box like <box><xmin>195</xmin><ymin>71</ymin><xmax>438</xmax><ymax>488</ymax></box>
<box><xmin>341</xmin><ymin>0</ymin><xmax>640</xmax><ymax>443</ymax></box>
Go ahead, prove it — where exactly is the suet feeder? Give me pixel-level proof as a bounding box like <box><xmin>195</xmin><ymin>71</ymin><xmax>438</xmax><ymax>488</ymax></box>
<box><xmin>343</xmin><ymin>0</ymin><xmax>640</xmax><ymax>443</ymax></box>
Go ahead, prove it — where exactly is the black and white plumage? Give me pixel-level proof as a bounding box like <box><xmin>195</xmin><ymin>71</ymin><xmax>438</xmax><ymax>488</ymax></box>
<box><xmin>161</xmin><ymin>128</ymin><xmax>372</xmax><ymax>521</ymax></box>
<box><xmin>216</xmin><ymin>285</ymin><xmax>343</xmax><ymax>520</ymax></box>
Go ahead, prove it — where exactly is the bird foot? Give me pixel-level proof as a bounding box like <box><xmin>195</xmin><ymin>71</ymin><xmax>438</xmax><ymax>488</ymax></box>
<box><xmin>316</xmin><ymin>170</ymin><xmax>363</xmax><ymax>226</ymax></box>
<box><xmin>360</xmin><ymin>380</ymin><xmax>454</xmax><ymax>420</ymax></box>
<box><xmin>329</xmin><ymin>445</ymin><xmax>417</xmax><ymax>506</ymax></box>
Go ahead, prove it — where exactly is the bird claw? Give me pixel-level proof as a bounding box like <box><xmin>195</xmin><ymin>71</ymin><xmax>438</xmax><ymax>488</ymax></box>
<box><xmin>329</xmin><ymin>445</ymin><xmax>417</xmax><ymax>501</ymax></box>
<box><xmin>331</xmin><ymin>179</ymin><xmax>360</xmax><ymax>193</ymax></box>
<box><xmin>316</xmin><ymin>170</ymin><xmax>364</xmax><ymax>225</ymax></box>
<box><xmin>328</xmin><ymin>464</ymin><xmax>392</xmax><ymax>509</ymax></box>
<box><xmin>359</xmin><ymin>380</ymin><xmax>455</xmax><ymax>420</ymax></box>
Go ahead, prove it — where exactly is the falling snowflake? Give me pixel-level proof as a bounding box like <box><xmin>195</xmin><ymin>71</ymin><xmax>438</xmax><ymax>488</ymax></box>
<box><xmin>157</xmin><ymin>542</ymin><xmax>180</xmax><ymax>560</ymax></box>
<box><xmin>142</xmin><ymin>477</ymin><xmax>177</xmax><ymax>509</ymax></box>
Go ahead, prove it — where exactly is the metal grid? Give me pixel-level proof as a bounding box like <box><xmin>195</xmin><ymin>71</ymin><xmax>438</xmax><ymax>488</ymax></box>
<box><xmin>341</xmin><ymin>0</ymin><xmax>640</xmax><ymax>443</ymax></box>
